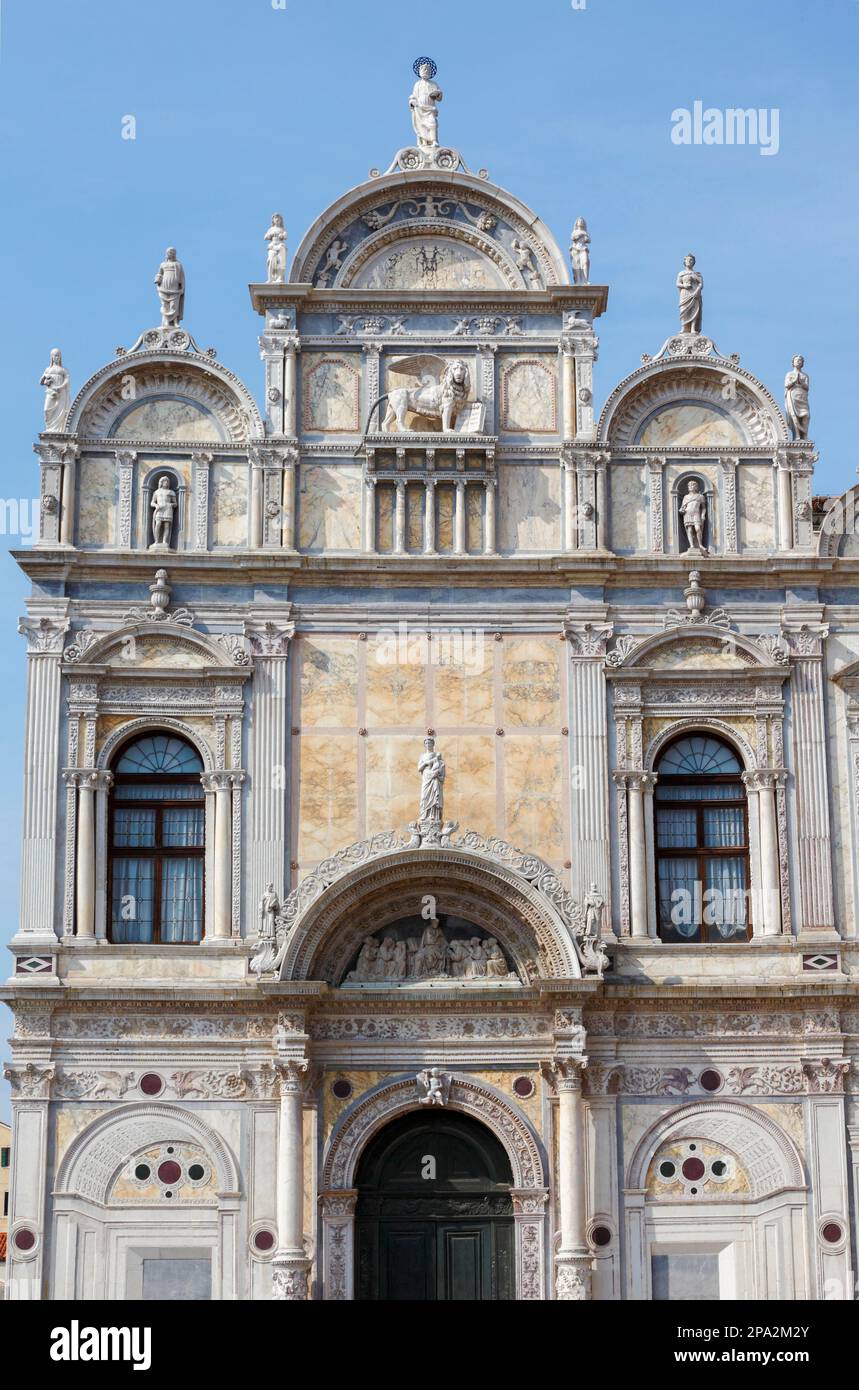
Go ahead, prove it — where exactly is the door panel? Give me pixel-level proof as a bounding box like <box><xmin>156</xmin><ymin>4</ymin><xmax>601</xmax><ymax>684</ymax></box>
<box><xmin>382</xmin><ymin>1224</ymin><xmax>434</xmax><ymax>1301</ymax></box>
<box><xmin>437</xmin><ymin>1224</ymin><xmax>487</xmax><ymax>1301</ymax></box>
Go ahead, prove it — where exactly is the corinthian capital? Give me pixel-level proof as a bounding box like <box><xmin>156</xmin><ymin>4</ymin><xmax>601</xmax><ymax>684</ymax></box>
<box><xmin>18</xmin><ymin>615</ymin><xmax>70</xmax><ymax>653</ymax></box>
<box><xmin>541</xmin><ymin>1057</ymin><xmax>587</xmax><ymax>1093</ymax></box>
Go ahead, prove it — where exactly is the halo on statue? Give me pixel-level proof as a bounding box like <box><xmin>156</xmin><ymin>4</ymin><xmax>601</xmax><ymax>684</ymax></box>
<box><xmin>412</xmin><ymin>55</ymin><xmax>437</xmax><ymax>77</ymax></box>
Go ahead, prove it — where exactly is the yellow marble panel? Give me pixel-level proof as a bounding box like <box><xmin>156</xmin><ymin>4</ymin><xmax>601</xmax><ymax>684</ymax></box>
<box><xmin>78</xmin><ymin>456</ymin><xmax>116</xmax><ymax>546</ymax></box>
<box><xmin>504</xmin><ymin>735</ymin><xmax>563</xmax><ymax>860</ymax></box>
<box><xmin>298</xmin><ymin>465</ymin><xmax>362</xmax><ymax>551</ymax></box>
<box><xmin>301</xmin><ymin>353</ymin><xmax>360</xmax><ymax>432</ymax></box>
<box><xmin>376</xmin><ymin>483</ymin><xmax>394</xmax><ymax>553</ymax></box>
<box><xmin>105</xmin><ymin>634</ymin><xmax>209</xmax><ymax>669</ymax></box>
<box><xmin>211</xmin><ymin>461</ymin><xmax>248</xmax><ymax>547</ymax></box>
<box><xmin>436</xmin><ymin>482</ymin><xmax>454</xmax><ymax>552</ymax></box>
<box><xmin>466</xmin><ymin>483</ymin><xmax>483</xmax><ymax>552</ymax></box>
<box><xmin>639</xmin><ymin>404</ymin><xmax>744</xmax><ymax>448</ymax></box>
<box><xmin>437</xmin><ymin>735</ymin><xmax>496</xmax><ymax>836</ymax></box>
<box><xmin>497</xmin><ymin>464</ymin><xmax>561</xmax><ymax>552</ymax></box>
<box><xmin>113</xmin><ymin>399</ymin><xmax>223</xmax><ymax>443</ymax></box>
<box><xmin>434</xmin><ymin>639</ymin><xmax>494</xmax><ymax>725</ymax></box>
<box><xmin>366</xmin><ymin>652</ymin><xmax>426</xmax><ymax>727</ymax></box>
<box><xmin>502</xmin><ymin>638</ymin><xmax>560</xmax><ymax>727</ymax></box>
<box><xmin>366</xmin><ymin>735</ymin><xmax>425</xmax><ymax>834</ymax></box>
<box><xmin>322</xmin><ymin>1070</ymin><xmax>386</xmax><ymax>1141</ymax></box>
<box><xmin>406</xmin><ymin>481</ymin><xmax>424</xmax><ymax>552</ymax></box>
<box><xmin>297</xmin><ymin>637</ymin><xmax>358</xmax><ymax>727</ymax></box>
<box><xmin>296</xmin><ymin>735</ymin><xmax>358</xmax><ymax>860</ymax></box>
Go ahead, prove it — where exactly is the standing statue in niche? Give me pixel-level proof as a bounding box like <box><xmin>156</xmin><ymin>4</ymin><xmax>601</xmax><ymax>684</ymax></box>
<box><xmin>154</xmin><ymin>247</ymin><xmax>185</xmax><ymax>327</ymax></box>
<box><xmin>40</xmin><ymin>348</ymin><xmax>70</xmax><ymax>433</ymax></box>
<box><xmin>784</xmin><ymin>355</ymin><xmax>811</xmax><ymax>440</ymax></box>
<box><xmin>583</xmin><ymin>883</ymin><xmax>605</xmax><ymax>938</ymax></box>
<box><xmin>409</xmin><ymin>57</ymin><xmax>442</xmax><ymax>149</ymax></box>
<box><xmin>676</xmin><ymin>253</ymin><xmax>703</xmax><ymax>334</ymax></box>
<box><xmin>265</xmin><ymin>214</ymin><xmax>287</xmax><ymax>283</ymax></box>
<box><xmin>569</xmin><ymin>217</ymin><xmax>591</xmax><ymax>285</ymax></box>
<box><xmin>679</xmin><ymin>479</ymin><xmax>708</xmax><ymax>553</ymax></box>
<box><xmin>150</xmin><ymin>476</ymin><xmax>177</xmax><ymax>549</ymax></box>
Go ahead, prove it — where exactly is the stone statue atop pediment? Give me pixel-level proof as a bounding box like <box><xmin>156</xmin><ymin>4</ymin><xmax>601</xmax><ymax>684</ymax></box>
<box><xmin>40</xmin><ymin>348</ymin><xmax>70</xmax><ymax>433</ymax></box>
<box><xmin>409</xmin><ymin>57</ymin><xmax>442</xmax><ymax>150</ymax></box>
<box><xmin>677</xmin><ymin>253</ymin><xmax>703</xmax><ymax>333</ymax></box>
<box><xmin>785</xmin><ymin>355</ymin><xmax>810</xmax><ymax>440</ymax></box>
<box><xmin>265</xmin><ymin>214</ymin><xmax>287</xmax><ymax>283</ymax></box>
<box><xmin>154</xmin><ymin>247</ymin><xmax>185</xmax><ymax>327</ymax></box>
<box><xmin>570</xmin><ymin>217</ymin><xmax>591</xmax><ymax>285</ymax></box>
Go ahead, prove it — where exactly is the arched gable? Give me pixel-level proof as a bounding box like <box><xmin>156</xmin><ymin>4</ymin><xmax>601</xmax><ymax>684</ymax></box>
<box><xmin>68</xmin><ymin>354</ymin><xmax>263</xmax><ymax>443</ymax></box>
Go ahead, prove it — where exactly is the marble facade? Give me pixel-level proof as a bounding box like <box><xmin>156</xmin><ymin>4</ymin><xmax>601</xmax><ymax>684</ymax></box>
<box><xmin>5</xmin><ymin>67</ymin><xmax>859</xmax><ymax>1307</ymax></box>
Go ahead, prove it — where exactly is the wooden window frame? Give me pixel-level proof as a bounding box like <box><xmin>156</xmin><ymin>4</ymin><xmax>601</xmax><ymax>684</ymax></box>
<box><xmin>108</xmin><ymin>770</ymin><xmax>205</xmax><ymax>945</ymax></box>
<box><xmin>655</xmin><ymin>771</ymin><xmax>751</xmax><ymax>944</ymax></box>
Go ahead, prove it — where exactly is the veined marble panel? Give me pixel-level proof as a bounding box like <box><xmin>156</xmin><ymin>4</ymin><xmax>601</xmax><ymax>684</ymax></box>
<box><xmin>406</xmin><ymin>482</ymin><xmax>424</xmax><ymax>552</ymax></box>
<box><xmin>436</xmin><ymin>482</ymin><xmax>455</xmax><ymax>552</ymax></box>
<box><xmin>376</xmin><ymin>483</ymin><xmax>395</xmax><ymax>552</ymax></box>
<box><xmin>466</xmin><ymin>483</ymin><xmax>483</xmax><ymax>552</ymax></box>
<box><xmin>498</xmin><ymin>464</ymin><xmax>561</xmax><ymax>553</ymax></box>
<box><xmin>504</xmin><ymin>735</ymin><xmax>563</xmax><ymax>862</ymax></box>
<box><xmin>78</xmin><ymin>455</ymin><xmax>117</xmax><ymax>547</ymax></box>
<box><xmin>297</xmin><ymin>637</ymin><xmax>358</xmax><ymax>727</ymax></box>
<box><xmin>499</xmin><ymin>356</ymin><xmax>558</xmax><ymax>433</ymax></box>
<box><xmin>639</xmin><ymin>404</ymin><xmax>744</xmax><ymax>448</ymax></box>
<box><xmin>211</xmin><ymin>462</ymin><xmax>248</xmax><ymax>547</ymax></box>
<box><xmin>296</xmin><ymin>734</ymin><xmax>358</xmax><ymax>861</ymax></box>
<box><xmin>437</xmin><ymin>735</ymin><xmax>496</xmax><ymax>837</ymax></box>
<box><xmin>112</xmin><ymin>398</ymin><xmax>223</xmax><ymax>443</ymax></box>
<box><xmin>301</xmin><ymin>354</ymin><xmax>361</xmax><ymax>433</ymax></box>
<box><xmin>366</xmin><ymin>652</ymin><xmax>426</xmax><ymax>727</ymax></box>
<box><xmin>502</xmin><ymin>638</ymin><xmax>561</xmax><ymax>727</ymax></box>
<box><xmin>610</xmin><ymin>464</ymin><xmax>648</xmax><ymax>554</ymax></box>
<box><xmin>298</xmin><ymin>464</ymin><xmax>362</xmax><ymax>551</ymax></box>
<box><xmin>738</xmin><ymin>463</ymin><xmax>775</xmax><ymax>551</ymax></box>
<box><xmin>434</xmin><ymin>642</ymin><xmax>494</xmax><ymax>725</ymax></box>
<box><xmin>365</xmin><ymin>735</ymin><xmax>425</xmax><ymax>834</ymax></box>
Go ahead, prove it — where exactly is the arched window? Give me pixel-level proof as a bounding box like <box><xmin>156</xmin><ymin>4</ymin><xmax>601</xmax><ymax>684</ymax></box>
<box><xmin>655</xmin><ymin>735</ymin><xmax>750</xmax><ymax>943</ymax></box>
<box><xmin>108</xmin><ymin>734</ymin><xmax>205</xmax><ymax>943</ymax></box>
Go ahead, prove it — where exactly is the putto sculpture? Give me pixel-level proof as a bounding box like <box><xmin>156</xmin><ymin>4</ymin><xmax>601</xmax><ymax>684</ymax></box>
<box><xmin>409</xmin><ymin>56</ymin><xmax>442</xmax><ymax>150</ymax></box>
<box><xmin>154</xmin><ymin>247</ymin><xmax>185</xmax><ymax>327</ymax></box>
<box><xmin>784</xmin><ymin>354</ymin><xmax>811</xmax><ymax>441</ymax></box>
<box><xmin>569</xmin><ymin>217</ymin><xmax>591</xmax><ymax>285</ymax></box>
<box><xmin>264</xmin><ymin>214</ymin><xmax>287</xmax><ymax>283</ymax></box>
<box><xmin>417</xmin><ymin>1068</ymin><xmax>451</xmax><ymax>1107</ymax></box>
<box><xmin>40</xmin><ymin>348</ymin><xmax>70</xmax><ymax>433</ymax></box>
<box><xmin>676</xmin><ymin>253</ymin><xmax>703</xmax><ymax>333</ymax></box>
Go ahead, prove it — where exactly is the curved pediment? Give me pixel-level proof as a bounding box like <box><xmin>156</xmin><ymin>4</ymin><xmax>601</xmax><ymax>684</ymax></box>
<box><xmin>599</xmin><ymin>354</ymin><xmax>786</xmax><ymax>448</ymax></box>
<box><xmin>63</xmin><ymin>621</ymin><xmax>249</xmax><ymax>672</ymax></box>
<box><xmin>290</xmin><ymin>171</ymin><xmax>570</xmax><ymax>291</ymax></box>
<box><xmin>611</xmin><ymin>626</ymin><xmax>780</xmax><ymax>672</ymax></box>
<box><xmin>69</xmin><ymin>356</ymin><xmax>263</xmax><ymax>443</ymax></box>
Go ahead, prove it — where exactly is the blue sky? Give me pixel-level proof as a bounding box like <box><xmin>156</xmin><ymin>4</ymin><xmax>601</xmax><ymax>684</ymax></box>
<box><xmin>0</xmin><ymin>0</ymin><xmax>857</xmax><ymax>1115</ymax></box>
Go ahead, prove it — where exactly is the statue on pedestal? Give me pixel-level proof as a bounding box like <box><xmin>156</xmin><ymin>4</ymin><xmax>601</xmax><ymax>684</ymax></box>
<box><xmin>583</xmin><ymin>883</ymin><xmax>605</xmax><ymax>938</ymax></box>
<box><xmin>680</xmin><ymin>478</ymin><xmax>708</xmax><ymax>552</ymax></box>
<box><xmin>677</xmin><ymin>254</ymin><xmax>703</xmax><ymax>333</ymax></box>
<box><xmin>150</xmin><ymin>476</ymin><xmax>177</xmax><ymax>548</ymax></box>
<box><xmin>784</xmin><ymin>355</ymin><xmax>810</xmax><ymax>440</ymax></box>
<box><xmin>265</xmin><ymin>214</ymin><xmax>287</xmax><ymax>283</ymax></box>
<box><xmin>154</xmin><ymin>247</ymin><xmax>185</xmax><ymax>327</ymax></box>
<box><xmin>409</xmin><ymin>57</ymin><xmax>442</xmax><ymax>150</ymax></box>
<box><xmin>569</xmin><ymin>217</ymin><xmax>591</xmax><ymax>285</ymax></box>
<box><xmin>40</xmin><ymin>348</ymin><xmax>70</xmax><ymax>433</ymax></box>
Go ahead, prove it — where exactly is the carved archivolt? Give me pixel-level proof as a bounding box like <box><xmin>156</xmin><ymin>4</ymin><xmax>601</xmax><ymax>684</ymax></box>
<box><xmin>600</xmin><ymin>364</ymin><xmax>783</xmax><ymax>448</ymax></box>
<box><xmin>72</xmin><ymin>360</ymin><xmax>262</xmax><ymax>442</ymax></box>
<box><xmin>642</xmin><ymin>717</ymin><xmax>758</xmax><ymax>773</ymax></box>
<box><xmin>55</xmin><ymin>1102</ymin><xmax>241</xmax><ymax>1205</ymax></box>
<box><xmin>277</xmin><ymin>843</ymin><xmax>582</xmax><ymax>982</ymax></box>
<box><xmin>96</xmin><ymin>716</ymin><xmax>215</xmax><ymax>772</ymax></box>
<box><xmin>322</xmin><ymin>1074</ymin><xmax>546</xmax><ymax>1190</ymax></box>
<box><xmin>626</xmin><ymin>1100</ymin><xmax>805</xmax><ymax>1200</ymax></box>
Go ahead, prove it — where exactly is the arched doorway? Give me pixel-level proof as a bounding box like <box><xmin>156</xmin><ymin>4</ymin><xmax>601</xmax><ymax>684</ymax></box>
<box><xmin>354</xmin><ymin>1111</ymin><xmax>515</xmax><ymax>1301</ymax></box>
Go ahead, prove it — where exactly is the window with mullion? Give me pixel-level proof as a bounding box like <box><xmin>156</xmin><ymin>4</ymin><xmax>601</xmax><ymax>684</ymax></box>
<box><xmin>108</xmin><ymin>748</ymin><xmax>205</xmax><ymax>944</ymax></box>
<box><xmin>656</xmin><ymin>772</ymin><xmax>750</xmax><ymax>944</ymax></box>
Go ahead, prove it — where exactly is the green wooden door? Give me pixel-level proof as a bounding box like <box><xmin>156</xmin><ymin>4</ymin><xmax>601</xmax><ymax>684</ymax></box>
<box><xmin>355</xmin><ymin>1111</ymin><xmax>515</xmax><ymax>1301</ymax></box>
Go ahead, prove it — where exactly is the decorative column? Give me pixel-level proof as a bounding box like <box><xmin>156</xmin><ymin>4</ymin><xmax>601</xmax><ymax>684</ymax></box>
<box><xmin>560</xmin><ymin>341</ymin><xmax>576</xmax><ymax>440</ymax></box>
<box><xmin>58</xmin><ymin>445</ymin><xmax>79</xmax><ymax>546</ymax></box>
<box><xmin>2</xmin><ymin>1064</ymin><xmax>54</xmax><ymax>1300</ymax></box>
<box><xmin>362</xmin><ymin>343</ymin><xmax>381</xmax><ymax>426</ymax></box>
<box><xmin>646</xmin><ymin>457</ymin><xmax>665</xmax><ymax>553</ymax></box>
<box><xmin>15</xmin><ymin>614</ymin><xmax>70</xmax><ymax>946</ymax></box>
<box><xmin>744</xmin><ymin>769</ymin><xmax>784</xmax><ymax>935</ymax></box>
<box><xmin>259</xmin><ymin>331</ymin><xmax>287</xmax><ymax>435</ymax></box>
<box><xmin>614</xmin><ymin>771</ymin><xmax>654</xmax><ymax>939</ymax></box>
<box><xmin>562</xmin><ymin>448</ymin><xmax>578</xmax><ymax>552</ymax></box>
<box><xmin>478</xmin><ymin>344</ymin><xmax>497</xmax><ymax>434</ymax></box>
<box><xmin>484</xmin><ymin>477</ymin><xmax>497</xmax><ymax>556</ymax></box>
<box><xmin>565</xmin><ymin>623</ymin><xmax>612</xmax><ymax>914</ymax></box>
<box><xmin>34</xmin><ymin>445</ymin><xmax>63</xmax><ymax>547</ymax></box>
<box><xmin>454</xmin><ymin>478</ymin><xmax>466</xmax><ymax>555</ymax></box>
<box><xmin>542</xmin><ymin>1056</ymin><xmax>592</xmax><ymax>1299</ymax></box>
<box><xmin>573</xmin><ymin>451</ymin><xmax>598</xmax><ymax>551</ymax></box>
<box><xmin>283</xmin><ymin>336</ymin><xmax>300</xmax><ymax>437</ymax></box>
<box><xmin>192</xmin><ymin>451</ymin><xmax>213</xmax><ymax>551</ymax></box>
<box><xmin>785</xmin><ymin>623</ymin><xmax>835</xmax><ymax>932</ymax></box>
<box><xmin>719</xmin><ymin>455</ymin><xmax>739</xmax><ymax>554</ymax></box>
<box><xmin>203</xmin><ymin>771</ymin><xmax>234</xmax><ymax>940</ymax></box>
<box><xmin>281</xmin><ymin>448</ymin><xmax>297</xmax><ymax>551</ymax></box>
<box><xmin>249</xmin><ymin>448</ymin><xmax>264</xmax><ymax>548</ymax></box>
<box><xmin>245</xmin><ymin>619</ymin><xmax>293</xmax><ymax>923</ymax></box>
<box><xmin>775</xmin><ymin>449</ymin><xmax>794</xmax><ymax>552</ymax></box>
<box><xmin>273</xmin><ymin>1058</ymin><xmax>311</xmax><ymax>1300</ymax></box>
<box><xmin>394</xmin><ymin>479</ymin><xmax>406</xmax><ymax>555</ymax></box>
<box><xmin>320</xmin><ymin>1190</ymin><xmax>358</xmax><ymax>1300</ymax></box>
<box><xmin>364</xmin><ymin>475</ymin><xmax>377</xmax><ymax>554</ymax></box>
<box><xmin>115</xmin><ymin>449</ymin><xmax>136</xmax><ymax>548</ymax></box>
<box><xmin>73</xmin><ymin>770</ymin><xmax>112</xmax><ymax>939</ymax></box>
<box><xmin>594</xmin><ymin>452</ymin><xmax>608</xmax><ymax>550</ymax></box>
<box><xmin>424</xmin><ymin>477</ymin><xmax>437</xmax><ymax>555</ymax></box>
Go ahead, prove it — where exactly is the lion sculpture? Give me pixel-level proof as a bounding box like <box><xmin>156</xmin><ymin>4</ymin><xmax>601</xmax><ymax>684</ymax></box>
<box><xmin>365</xmin><ymin>356</ymin><xmax>472</xmax><ymax>434</ymax></box>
